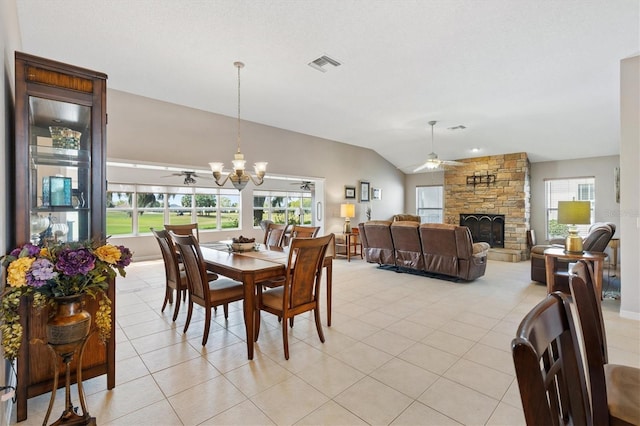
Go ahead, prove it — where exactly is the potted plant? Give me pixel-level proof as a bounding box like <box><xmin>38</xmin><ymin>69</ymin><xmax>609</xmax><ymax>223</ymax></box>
<box><xmin>0</xmin><ymin>240</ymin><xmax>132</xmax><ymax>360</ymax></box>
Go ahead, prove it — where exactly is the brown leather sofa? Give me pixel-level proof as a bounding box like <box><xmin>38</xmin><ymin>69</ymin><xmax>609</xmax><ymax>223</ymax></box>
<box><xmin>530</xmin><ymin>222</ymin><xmax>616</xmax><ymax>288</ymax></box>
<box><xmin>359</xmin><ymin>221</ymin><xmax>490</xmax><ymax>281</ymax></box>
<box><xmin>391</xmin><ymin>214</ymin><xmax>421</xmax><ymax>222</ymax></box>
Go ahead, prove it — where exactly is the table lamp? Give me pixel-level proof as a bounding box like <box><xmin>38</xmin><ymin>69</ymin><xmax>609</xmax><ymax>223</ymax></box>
<box><xmin>340</xmin><ymin>203</ymin><xmax>355</xmax><ymax>233</ymax></box>
<box><xmin>557</xmin><ymin>200</ymin><xmax>591</xmax><ymax>253</ymax></box>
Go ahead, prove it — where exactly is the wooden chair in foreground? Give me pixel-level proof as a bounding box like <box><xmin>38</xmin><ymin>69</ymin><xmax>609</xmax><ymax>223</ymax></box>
<box><xmin>511</xmin><ymin>292</ymin><xmax>591</xmax><ymax>425</ymax></box>
<box><xmin>254</xmin><ymin>234</ymin><xmax>333</xmax><ymax>359</ymax></box>
<box><xmin>151</xmin><ymin>228</ymin><xmax>188</xmax><ymax>321</ymax></box>
<box><xmin>570</xmin><ymin>260</ymin><xmax>640</xmax><ymax>426</ymax></box>
<box><xmin>171</xmin><ymin>233</ymin><xmax>245</xmax><ymax>346</ymax></box>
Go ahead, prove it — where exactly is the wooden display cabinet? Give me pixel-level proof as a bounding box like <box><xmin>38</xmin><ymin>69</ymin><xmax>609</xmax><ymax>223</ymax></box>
<box><xmin>11</xmin><ymin>52</ymin><xmax>114</xmax><ymax>422</ymax></box>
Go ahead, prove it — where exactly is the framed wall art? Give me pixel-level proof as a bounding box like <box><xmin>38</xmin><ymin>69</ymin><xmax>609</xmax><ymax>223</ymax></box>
<box><xmin>344</xmin><ymin>186</ymin><xmax>356</xmax><ymax>199</ymax></box>
<box><xmin>359</xmin><ymin>181</ymin><xmax>370</xmax><ymax>202</ymax></box>
<box><xmin>371</xmin><ymin>187</ymin><xmax>382</xmax><ymax>200</ymax></box>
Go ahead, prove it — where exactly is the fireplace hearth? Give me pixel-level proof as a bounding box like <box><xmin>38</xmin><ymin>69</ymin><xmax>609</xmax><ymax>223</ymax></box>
<box><xmin>460</xmin><ymin>213</ymin><xmax>505</xmax><ymax>248</ymax></box>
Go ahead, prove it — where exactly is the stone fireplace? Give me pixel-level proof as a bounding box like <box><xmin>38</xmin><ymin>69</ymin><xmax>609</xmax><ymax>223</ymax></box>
<box><xmin>460</xmin><ymin>213</ymin><xmax>505</xmax><ymax>248</ymax></box>
<box><xmin>444</xmin><ymin>152</ymin><xmax>531</xmax><ymax>260</ymax></box>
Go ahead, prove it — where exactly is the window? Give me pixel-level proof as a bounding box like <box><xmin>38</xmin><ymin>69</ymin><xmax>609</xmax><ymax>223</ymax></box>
<box><xmin>106</xmin><ymin>183</ymin><xmax>241</xmax><ymax>236</ymax></box>
<box><xmin>545</xmin><ymin>177</ymin><xmax>595</xmax><ymax>239</ymax></box>
<box><xmin>253</xmin><ymin>190</ymin><xmax>313</xmax><ymax>227</ymax></box>
<box><xmin>106</xmin><ymin>184</ymin><xmax>134</xmax><ymax>235</ymax></box>
<box><xmin>136</xmin><ymin>185</ymin><xmax>165</xmax><ymax>234</ymax></box>
<box><xmin>416</xmin><ymin>186</ymin><xmax>443</xmax><ymax>223</ymax></box>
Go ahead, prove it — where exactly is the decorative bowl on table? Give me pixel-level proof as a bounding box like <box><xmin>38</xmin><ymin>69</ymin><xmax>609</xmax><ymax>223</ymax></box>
<box><xmin>230</xmin><ymin>236</ymin><xmax>256</xmax><ymax>252</ymax></box>
<box><xmin>231</xmin><ymin>242</ymin><xmax>255</xmax><ymax>252</ymax></box>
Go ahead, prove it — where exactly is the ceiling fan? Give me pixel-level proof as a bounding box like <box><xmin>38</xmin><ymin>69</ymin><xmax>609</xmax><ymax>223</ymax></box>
<box><xmin>162</xmin><ymin>171</ymin><xmax>204</xmax><ymax>185</ymax></box>
<box><xmin>290</xmin><ymin>180</ymin><xmax>315</xmax><ymax>191</ymax></box>
<box><xmin>413</xmin><ymin>120</ymin><xmax>463</xmax><ymax>172</ymax></box>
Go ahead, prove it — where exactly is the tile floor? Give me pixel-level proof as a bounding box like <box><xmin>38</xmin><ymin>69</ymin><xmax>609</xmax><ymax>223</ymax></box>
<box><xmin>13</xmin><ymin>258</ymin><xmax>640</xmax><ymax>425</ymax></box>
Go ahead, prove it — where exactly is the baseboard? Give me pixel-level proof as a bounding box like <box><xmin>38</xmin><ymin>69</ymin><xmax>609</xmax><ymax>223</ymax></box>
<box><xmin>619</xmin><ymin>309</ymin><xmax>640</xmax><ymax>321</ymax></box>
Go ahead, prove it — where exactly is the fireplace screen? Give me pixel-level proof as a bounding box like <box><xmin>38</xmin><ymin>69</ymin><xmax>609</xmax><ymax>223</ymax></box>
<box><xmin>460</xmin><ymin>214</ymin><xmax>505</xmax><ymax>248</ymax></box>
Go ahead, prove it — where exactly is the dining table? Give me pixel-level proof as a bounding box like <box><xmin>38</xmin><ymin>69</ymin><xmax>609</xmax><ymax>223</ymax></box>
<box><xmin>199</xmin><ymin>241</ymin><xmax>333</xmax><ymax>360</ymax></box>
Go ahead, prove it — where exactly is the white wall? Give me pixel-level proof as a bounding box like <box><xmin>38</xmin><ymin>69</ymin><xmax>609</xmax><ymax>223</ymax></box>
<box><xmin>404</xmin><ymin>170</ymin><xmax>444</xmax><ymax>215</ymax></box>
<box><xmin>620</xmin><ymin>55</ymin><xmax>640</xmax><ymax>319</ymax></box>
<box><xmin>530</xmin><ymin>155</ymin><xmax>621</xmax><ymax>242</ymax></box>
<box><xmin>105</xmin><ymin>89</ymin><xmax>405</xmax><ymax>259</ymax></box>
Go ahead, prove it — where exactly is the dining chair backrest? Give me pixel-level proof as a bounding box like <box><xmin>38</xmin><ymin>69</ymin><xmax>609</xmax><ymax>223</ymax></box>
<box><xmin>570</xmin><ymin>260</ymin><xmax>610</xmax><ymax>424</ymax></box>
<box><xmin>290</xmin><ymin>225</ymin><xmax>320</xmax><ymax>239</ymax></box>
<box><xmin>151</xmin><ymin>227</ymin><xmax>187</xmax><ymax>321</ymax></box>
<box><xmin>263</xmin><ymin>223</ymin><xmax>288</xmax><ymax>247</ymax></box>
<box><xmin>571</xmin><ymin>260</ymin><xmax>607</xmax><ymax>362</ymax></box>
<box><xmin>285</xmin><ymin>234</ymin><xmax>332</xmax><ymax>311</ymax></box>
<box><xmin>165</xmin><ymin>223</ymin><xmax>200</xmax><ymax>242</ymax></box>
<box><xmin>259</xmin><ymin>219</ymin><xmax>272</xmax><ymax>231</ymax></box>
<box><xmin>170</xmin><ymin>233</ymin><xmax>209</xmax><ymax>303</ymax></box>
<box><xmin>511</xmin><ymin>292</ymin><xmax>591</xmax><ymax>426</ymax></box>
<box><xmin>570</xmin><ymin>260</ymin><xmax>640</xmax><ymax>425</ymax></box>
<box><xmin>151</xmin><ymin>228</ymin><xmax>181</xmax><ymax>288</ymax></box>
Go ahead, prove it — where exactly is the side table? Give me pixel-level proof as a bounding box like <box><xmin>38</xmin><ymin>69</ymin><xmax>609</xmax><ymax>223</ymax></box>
<box><xmin>335</xmin><ymin>233</ymin><xmax>362</xmax><ymax>262</ymax></box>
<box><xmin>608</xmin><ymin>238</ymin><xmax>620</xmax><ymax>277</ymax></box>
<box><xmin>544</xmin><ymin>247</ymin><xmax>607</xmax><ymax>298</ymax></box>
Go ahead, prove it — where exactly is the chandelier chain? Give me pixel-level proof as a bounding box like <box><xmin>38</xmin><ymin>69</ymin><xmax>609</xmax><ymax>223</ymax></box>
<box><xmin>236</xmin><ymin>62</ymin><xmax>242</xmax><ymax>153</ymax></box>
<box><xmin>209</xmin><ymin>60</ymin><xmax>265</xmax><ymax>191</ymax></box>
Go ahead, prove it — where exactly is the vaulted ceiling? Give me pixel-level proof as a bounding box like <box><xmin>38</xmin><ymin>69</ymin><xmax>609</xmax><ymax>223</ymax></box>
<box><xmin>15</xmin><ymin>0</ymin><xmax>639</xmax><ymax>172</ymax></box>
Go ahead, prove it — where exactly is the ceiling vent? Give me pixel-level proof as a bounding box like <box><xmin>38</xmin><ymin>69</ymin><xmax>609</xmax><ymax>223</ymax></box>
<box><xmin>308</xmin><ymin>55</ymin><xmax>341</xmax><ymax>72</ymax></box>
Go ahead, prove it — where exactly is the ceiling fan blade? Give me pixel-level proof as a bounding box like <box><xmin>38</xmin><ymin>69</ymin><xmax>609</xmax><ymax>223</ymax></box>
<box><xmin>413</xmin><ymin>162</ymin><xmax>432</xmax><ymax>173</ymax></box>
<box><xmin>440</xmin><ymin>160</ymin><xmax>464</xmax><ymax>166</ymax></box>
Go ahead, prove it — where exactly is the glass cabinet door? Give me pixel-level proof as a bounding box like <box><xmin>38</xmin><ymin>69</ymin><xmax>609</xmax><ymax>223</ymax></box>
<box><xmin>28</xmin><ymin>96</ymin><xmax>92</xmax><ymax>245</ymax></box>
<box><xmin>13</xmin><ymin>51</ymin><xmax>108</xmax><ymax>251</ymax></box>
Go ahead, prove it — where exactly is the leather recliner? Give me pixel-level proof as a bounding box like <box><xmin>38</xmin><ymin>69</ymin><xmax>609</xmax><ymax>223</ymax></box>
<box><xmin>530</xmin><ymin>222</ymin><xmax>616</xmax><ymax>288</ymax></box>
<box><xmin>359</xmin><ymin>220</ymin><xmax>395</xmax><ymax>266</ymax></box>
<box><xmin>390</xmin><ymin>221</ymin><xmax>424</xmax><ymax>270</ymax></box>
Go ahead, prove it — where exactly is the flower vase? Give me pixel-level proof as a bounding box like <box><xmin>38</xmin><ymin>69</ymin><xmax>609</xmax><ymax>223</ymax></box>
<box><xmin>44</xmin><ymin>294</ymin><xmax>95</xmax><ymax>425</ymax></box>
<box><xmin>46</xmin><ymin>294</ymin><xmax>91</xmax><ymax>354</ymax></box>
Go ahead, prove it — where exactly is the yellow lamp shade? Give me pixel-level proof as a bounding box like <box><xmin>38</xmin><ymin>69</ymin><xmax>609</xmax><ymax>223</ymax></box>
<box><xmin>557</xmin><ymin>200</ymin><xmax>591</xmax><ymax>253</ymax></box>
<box><xmin>557</xmin><ymin>201</ymin><xmax>591</xmax><ymax>225</ymax></box>
<box><xmin>340</xmin><ymin>204</ymin><xmax>355</xmax><ymax>218</ymax></box>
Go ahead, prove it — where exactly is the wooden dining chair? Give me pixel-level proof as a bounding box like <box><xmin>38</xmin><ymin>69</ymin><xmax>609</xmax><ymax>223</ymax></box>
<box><xmin>290</xmin><ymin>225</ymin><xmax>320</xmax><ymax>239</ymax></box>
<box><xmin>263</xmin><ymin>223</ymin><xmax>288</xmax><ymax>247</ymax></box>
<box><xmin>151</xmin><ymin>228</ymin><xmax>188</xmax><ymax>321</ymax></box>
<box><xmin>570</xmin><ymin>260</ymin><xmax>640</xmax><ymax>426</ymax></box>
<box><xmin>171</xmin><ymin>233</ymin><xmax>245</xmax><ymax>346</ymax></box>
<box><xmin>254</xmin><ymin>234</ymin><xmax>333</xmax><ymax>359</ymax></box>
<box><xmin>511</xmin><ymin>292</ymin><xmax>592</xmax><ymax>425</ymax></box>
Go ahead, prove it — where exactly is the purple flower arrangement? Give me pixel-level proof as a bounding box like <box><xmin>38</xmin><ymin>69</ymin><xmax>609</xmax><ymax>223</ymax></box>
<box><xmin>0</xmin><ymin>240</ymin><xmax>133</xmax><ymax>359</ymax></box>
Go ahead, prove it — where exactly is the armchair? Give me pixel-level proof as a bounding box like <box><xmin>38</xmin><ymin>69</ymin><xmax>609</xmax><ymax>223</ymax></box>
<box><xmin>530</xmin><ymin>222</ymin><xmax>615</xmax><ymax>289</ymax></box>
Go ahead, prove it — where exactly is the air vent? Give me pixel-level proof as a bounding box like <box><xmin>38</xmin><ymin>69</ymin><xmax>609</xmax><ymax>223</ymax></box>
<box><xmin>308</xmin><ymin>55</ymin><xmax>341</xmax><ymax>72</ymax></box>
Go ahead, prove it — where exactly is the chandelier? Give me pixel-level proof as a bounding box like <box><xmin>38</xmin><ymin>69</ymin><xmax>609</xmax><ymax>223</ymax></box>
<box><xmin>209</xmin><ymin>61</ymin><xmax>267</xmax><ymax>191</ymax></box>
